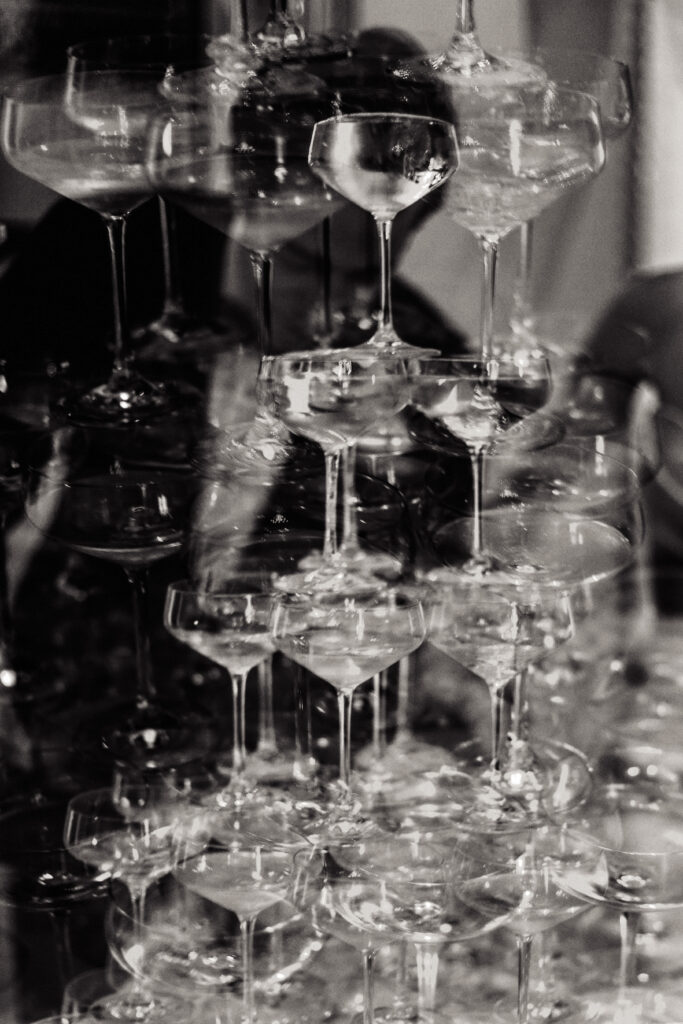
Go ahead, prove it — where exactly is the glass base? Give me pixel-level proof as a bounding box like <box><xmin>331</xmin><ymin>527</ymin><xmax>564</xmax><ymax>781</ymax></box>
<box><xmin>273</xmin><ymin>560</ymin><xmax>390</xmax><ymax>599</ymax></box>
<box><xmin>54</xmin><ymin>369</ymin><xmax>174</xmax><ymax>427</ymax></box>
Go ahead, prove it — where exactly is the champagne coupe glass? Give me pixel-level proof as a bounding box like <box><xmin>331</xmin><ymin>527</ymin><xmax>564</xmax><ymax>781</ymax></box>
<box><xmin>456</xmin><ymin>826</ymin><xmax>589</xmax><ymax>1024</ymax></box>
<box><xmin>270</xmin><ymin>588</ymin><xmax>425</xmax><ymax>832</ymax></box>
<box><xmin>295</xmin><ymin>836</ymin><xmax>510</xmax><ymax>1024</ymax></box>
<box><xmin>257</xmin><ymin>351</ymin><xmax>410</xmax><ymax>596</ymax></box>
<box><xmin>64</xmin><ymin>32</ymin><xmax>234</xmax><ymax>369</ymax></box>
<box><xmin>555</xmin><ymin>783</ymin><xmax>683</xmax><ymax>1024</ymax></box>
<box><xmin>163</xmin><ymin>577</ymin><xmax>275</xmax><ymax>792</ymax></box>
<box><xmin>64</xmin><ymin>782</ymin><xmax>210</xmax><ymax>1021</ymax></box>
<box><xmin>308</xmin><ymin>112</ymin><xmax>459</xmax><ymax>356</ymax></box>
<box><xmin>105</xmin><ymin>871</ymin><xmax>317</xmax><ymax>1023</ymax></box>
<box><xmin>24</xmin><ymin>426</ymin><xmax>205</xmax><ymax>773</ymax></box>
<box><xmin>423</xmin><ymin>575</ymin><xmax>588</xmax><ymax>814</ymax></box>
<box><xmin>146</xmin><ymin>101</ymin><xmax>342</xmax><ymax>357</ymax></box>
<box><xmin>173</xmin><ymin>839</ymin><xmax>304</xmax><ymax>1024</ymax></box>
<box><xmin>444</xmin><ymin>85</ymin><xmax>605</xmax><ymax>362</ymax></box>
<box><xmin>1</xmin><ymin>71</ymin><xmax>174</xmax><ymax>425</ymax></box>
<box><xmin>508</xmin><ymin>50</ymin><xmax>633</xmax><ymax>346</ymax></box>
<box><xmin>409</xmin><ymin>354</ymin><xmax>555</xmax><ymax>577</ymax></box>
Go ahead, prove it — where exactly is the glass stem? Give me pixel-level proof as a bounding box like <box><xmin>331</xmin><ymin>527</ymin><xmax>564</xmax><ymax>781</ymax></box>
<box><xmin>415</xmin><ymin>943</ymin><xmax>441</xmax><ymax>1016</ymax></box>
<box><xmin>479</xmin><ymin>236</ymin><xmax>499</xmax><ymax>362</ymax></box>
<box><xmin>511</xmin><ymin>221</ymin><xmax>534</xmax><ymax>335</ymax></box>
<box><xmin>371</xmin><ymin>672</ymin><xmax>385</xmax><ymax>760</ymax></box>
<box><xmin>337</xmin><ymin>688</ymin><xmax>354</xmax><ymax>794</ymax></box>
<box><xmin>362</xmin><ymin>948</ymin><xmax>376</xmax><ymax>1024</ymax></box>
<box><xmin>618</xmin><ymin>910</ymin><xmax>641</xmax><ymax>993</ymax></box>
<box><xmin>375</xmin><ymin>217</ymin><xmax>395</xmax><ymax>339</ymax></box>
<box><xmin>517</xmin><ymin>934</ymin><xmax>533</xmax><ymax>1024</ymax></box>
<box><xmin>322</xmin><ymin>448</ymin><xmax>341</xmax><ymax>561</ymax></box>
<box><xmin>469</xmin><ymin>444</ymin><xmax>486</xmax><ymax>563</ymax></box>
<box><xmin>103</xmin><ymin>214</ymin><xmax>131</xmax><ymax>375</ymax></box>
<box><xmin>321</xmin><ymin>215</ymin><xmax>333</xmax><ymax>343</ymax></box>
<box><xmin>394</xmin><ymin>654</ymin><xmax>411</xmax><ymax>742</ymax></box>
<box><xmin>229</xmin><ymin>669</ymin><xmax>249</xmax><ymax>773</ymax></box>
<box><xmin>249</xmin><ymin>251</ymin><xmax>273</xmax><ymax>357</ymax></box>
<box><xmin>339</xmin><ymin>443</ymin><xmax>360</xmax><ymax>556</ymax></box>
<box><xmin>256</xmin><ymin>656</ymin><xmax>278</xmax><ymax>755</ymax></box>
<box><xmin>158</xmin><ymin>196</ymin><xmax>184</xmax><ymax>315</ymax></box>
<box><xmin>293</xmin><ymin>664</ymin><xmax>315</xmax><ymax>781</ymax></box>
<box><xmin>123</xmin><ymin>566</ymin><xmax>155</xmax><ymax>705</ymax></box>
<box><xmin>489</xmin><ymin>684</ymin><xmax>509</xmax><ymax>770</ymax></box>
<box><xmin>511</xmin><ymin>666</ymin><xmax>530</xmax><ymax>744</ymax></box>
<box><xmin>240</xmin><ymin>917</ymin><xmax>257</xmax><ymax>1024</ymax></box>
<box><xmin>453</xmin><ymin>0</ymin><xmax>476</xmax><ymax>33</ymax></box>
<box><xmin>0</xmin><ymin>507</ymin><xmax>14</xmax><ymax>675</ymax></box>
<box><xmin>48</xmin><ymin>909</ymin><xmax>75</xmax><ymax>992</ymax></box>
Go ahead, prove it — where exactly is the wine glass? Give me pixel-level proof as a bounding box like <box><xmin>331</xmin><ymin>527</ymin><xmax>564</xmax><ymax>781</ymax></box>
<box><xmin>64</xmin><ymin>782</ymin><xmax>210</xmax><ymax>1021</ymax></box>
<box><xmin>422</xmin><ymin>574</ymin><xmax>589</xmax><ymax>815</ymax></box>
<box><xmin>456</xmin><ymin>826</ymin><xmax>590</xmax><ymax>1024</ymax></box>
<box><xmin>257</xmin><ymin>350</ymin><xmax>410</xmax><ymax>597</ymax></box>
<box><xmin>105</xmin><ymin>869</ymin><xmax>319</xmax><ymax>1024</ymax></box>
<box><xmin>308</xmin><ymin>111</ymin><xmax>459</xmax><ymax>356</ymax></box>
<box><xmin>0</xmin><ymin>71</ymin><xmax>178</xmax><ymax>426</ymax></box>
<box><xmin>408</xmin><ymin>354</ymin><xmax>555</xmax><ymax>577</ymax></box>
<box><xmin>270</xmin><ymin>587</ymin><xmax>425</xmax><ymax>836</ymax></box>
<box><xmin>507</xmin><ymin>50</ymin><xmax>633</xmax><ymax>347</ymax></box>
<box><xmin>173</xmin><ymin>839</ymin><xmax>306</xmax><ymax>1024</ymax></box>
<box><xmin>64</xmin><ymin>32</ymin><xmax>237</xmax><ymax>371</ymax></box>
<box><xmin>444</xmin><ymin>84</ymin><xmax>605</xmax><ymax>362</ymax></box>
<box><xmin>163</xmin><ymin>577</ymin><xmax>276</xmax><ymax>792</ymax></box>
<box><xmin>23</xmin><ymin>425</ymin><xmax>209</xmax><ymax>774</ymax></box>
<box><xmin>554</xmin><ymin>783</ymin><xmax>683</xmax><ymax>1024</ymax></box>
<box><xmin>146</xmin><ymin>100</ymin><xmax>342</xmax><ymax>357</ymax></box>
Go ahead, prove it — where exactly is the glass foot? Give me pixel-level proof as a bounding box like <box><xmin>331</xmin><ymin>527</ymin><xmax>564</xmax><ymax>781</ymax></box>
<box><xmin>54</xmin><ymin>370</ymin><xmax>173</xmax><ymax>427</ymax></box>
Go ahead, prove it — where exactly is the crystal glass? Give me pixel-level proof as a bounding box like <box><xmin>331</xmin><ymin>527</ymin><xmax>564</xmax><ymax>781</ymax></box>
<box><xmin>444</xmin><ymin>85</ymin><xmax>605</xmax><ymax>361</ymax></box>
<box><xmin>105</xmin><ymin>870</ymin><xmax>317</xmax><ymax>1024</ymax></box>
<box><xmin>556</xmin><ymin>783</ymin><xmax>683</xmax><ymax>1024</ymax></box>
<box><xmin>507</xmin><ymin>50</ymin><xmax>633</xmax><ymax>346</ymax></box>
<box><xmin>173</xmin><ymin>840</ymin><xmax>305</xmax><ymax>1024</ymax></box>
<box><xmin>308</xmin><ymin>112</ymin><xmax>459</xmax><ymax>355</ymax></box>
<box><xmin>163</xmin><ymin>577</ymin><xmax>275</xmax><ymax>791</ymax></box>
<box><xmin>147</xmin><ymin>102</ymin><xmax>341</xmax><ymax>356</ymax></box>
<box><xmin>64</xmin><ymin>32</ymin><xmax>234</xmax><ymax>370</ymax></box>
<box><xmin>456</xmin><ymin>826</ymin><xmax>589</xmax><ymax>1024</ymax></box>
<box><xmin>64</xmin><ymin>782</ymin><xmax>210</xmax><ymax>1021</ymax></box>
<box><xmin>24</xmin><ymin>426</ymin><xmax>207</xmax><ymax>773</ymax></box>
<box><xmin>0</xmin><ymin>71</ymin><xmax>175</xmax><ymax>425</ymax></box>
<box><xmin>257</xmin><ymin>351</ymin><xmax>409</xmax><ymax>596</ymax></box>
<box><xmin>270</xmin><ymin>588</ymin><xmax>425</xmax><ymax>825</ymax></box>
<box><xmin>409</xmin><ymin>354</ymin><xmax>554</xmax><ymax>576</ymax></box>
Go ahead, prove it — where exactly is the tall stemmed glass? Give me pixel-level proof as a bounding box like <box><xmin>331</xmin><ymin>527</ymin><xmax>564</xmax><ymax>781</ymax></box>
<box><xmin>173</xmin><ymin>838</ymin><xmax>307</xmax><ymax>1024</ymax></box>
<box><xmin>457</xmin><ymin>826</ymin><xmax>590</xmax><ymax>1024</ymax></box>
<box><xmin>409</xmin><ymin>354</ymin><xmax>554</xmax><ymax>577</ymax></box>
<box><xmin>445</xmin><ymin>85</ymin><xmax>605</xmax><ymax>362</ymax></box>
<box><xmin>271</xmin><ymin>589</ymin><xmax>425</xmax><ymax>829</ymax></box>
<box><xmin>64</xmin><ymin>782</ymin><xmax>210</xmax><ymax>1021</ymax></box>
<box><xmin>423</xmin><ymin>576</ymin><xmax>588</xmax><ymax>816</ymax></box>
<box><xmin>555</xmin><ymin>783</ymin><xmax>683</xmax><ymax>1024</ymax></box>
<box><xmin>163</xmin><ymin>577</ymin><xmax>275</xmax><ymax>792</ymax></box>
<box><xmin>64</xmin><ymin>33</ymin><xmax>233</xmax><ymax>368</ymax></box>
<box><xmin>508</xmin><ymin>51</ymin><xmax>633</xmax><ymax>346</ymax></box>
<box><xmin>1</xmin><ymin>71</ymin><xmax>174</xmax><ymax>425</ymax></box>
<box><xmin>146</xmin><ymin>103</ymin><xmax>342</xmax><ymax>357</ymax></box>
<box><xmin>257</xmin><ymin>351</ymin><xmax>409</xmax><ymax>596</ymax></box>
<box><xmin>308</xmin><ymin>112</ymin><xmax>458</xmax><ymax>355</ymax></box>
<box><xmin>24</xmin><ymin>426</ymin><xmax>203</xmax><ymax>772</ymax></box>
